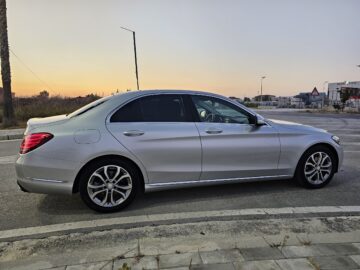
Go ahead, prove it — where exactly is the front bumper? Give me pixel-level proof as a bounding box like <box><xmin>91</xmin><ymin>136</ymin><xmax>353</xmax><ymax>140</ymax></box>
<box><xmin>335</xmin><ymin>143</ymin><xmax>344</xmax><ymax>172</ymax></box>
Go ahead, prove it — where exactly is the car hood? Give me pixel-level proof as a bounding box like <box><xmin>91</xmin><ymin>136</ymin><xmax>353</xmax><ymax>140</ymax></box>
<box><xmin>268</xmin><ymin>119</ymin><xmax>327</xmax><ymax>134</ymax></box>
<box><xmin>25</xmin><ymin>114</ymin><xmax>68</xmax><ymax>134</ymax></box>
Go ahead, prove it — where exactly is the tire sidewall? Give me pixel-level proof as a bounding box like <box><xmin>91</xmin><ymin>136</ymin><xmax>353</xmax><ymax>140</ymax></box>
<box><xmin>79</xmin><ymin>158</ymin><xmax>140</xmax><ymax>212</ymax></box>
<box><xmin>296</xmin><ymin>145</ymin><xmax>337</xmax><ymax>189</ymax></box>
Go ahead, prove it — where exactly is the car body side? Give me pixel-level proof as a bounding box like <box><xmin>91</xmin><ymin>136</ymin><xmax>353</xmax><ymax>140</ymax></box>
<box><xmin>15</xmin><ymin>90</ymin><xmax>343</xmax><ymax>195</ymax></box>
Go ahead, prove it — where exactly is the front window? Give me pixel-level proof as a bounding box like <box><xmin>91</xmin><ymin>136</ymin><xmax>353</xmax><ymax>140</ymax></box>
<box><xmin>191</xmin><ymin>95</ymin><xmax>252</xmax><ymax>124</ymax></box>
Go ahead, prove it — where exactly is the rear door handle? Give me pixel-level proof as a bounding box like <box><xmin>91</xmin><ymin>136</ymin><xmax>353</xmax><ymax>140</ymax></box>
<box><xmin>123</xmin><ymin>130</ymin><xmax>145</xmax><ymax>137</ymax></box>
<box><xmin>205</xmin><ymin>128</ymin><xmax>223</xmax><ymax>134</ymax></box>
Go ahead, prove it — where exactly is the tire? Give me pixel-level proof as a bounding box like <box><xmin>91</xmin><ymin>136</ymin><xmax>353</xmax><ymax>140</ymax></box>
<box><xmin>295</xmin><ymin>145</ymin><xmax>337</xmax><ymax>189</ymax></box>
<box><xmin>79</xmin><ymin>157</ymin><xmax>141</xmax><ymax>213</ymax></box>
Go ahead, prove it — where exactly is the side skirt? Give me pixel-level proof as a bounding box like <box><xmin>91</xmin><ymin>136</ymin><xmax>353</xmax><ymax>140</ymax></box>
<box><xmin>144</xmin><ymin>175</ymin><xmax>293</xmax><ymax>192</ymax></box>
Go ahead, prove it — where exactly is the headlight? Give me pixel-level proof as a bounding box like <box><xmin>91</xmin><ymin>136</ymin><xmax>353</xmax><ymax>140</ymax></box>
<box><xmin>332</xmin><ymin>135</ymin><xmax>340</xmax><ymax>145</ymax></box>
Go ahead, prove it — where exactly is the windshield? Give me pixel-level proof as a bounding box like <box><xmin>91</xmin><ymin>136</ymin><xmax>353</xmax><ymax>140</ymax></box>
<box><xmin>67</xmin><ymin>96</ymin><xmax>110</xmax><ymax>118</ymax></box>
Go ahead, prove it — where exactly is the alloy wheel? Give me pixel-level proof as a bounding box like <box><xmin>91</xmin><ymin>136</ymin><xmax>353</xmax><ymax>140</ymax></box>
<box><xmin>304</xmin><ymin>152</ymin><xmax>332</xmax><ymax>185</ymax></box>
<box><xmin>87</xmin><ymin>165</ymin><xmax>132</xmax><ymax>207</ymax></box>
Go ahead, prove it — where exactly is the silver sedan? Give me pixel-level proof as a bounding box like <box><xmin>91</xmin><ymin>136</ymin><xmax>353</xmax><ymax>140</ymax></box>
<box><xmin>15</xmin><ymin>90</ymin><xmax>343</xmax><ymax>212</ymax></box>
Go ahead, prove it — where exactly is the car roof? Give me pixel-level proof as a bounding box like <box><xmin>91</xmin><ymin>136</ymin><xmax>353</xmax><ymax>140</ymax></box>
<box><xmin>74</xmin><ymin>89</ymin><xmax>258</xmax><ymax>121</ymax></box>
<box><xmin>110</xmin><ymin>89</ymin><xmax>226</xmax><ymax>101</ymax></box>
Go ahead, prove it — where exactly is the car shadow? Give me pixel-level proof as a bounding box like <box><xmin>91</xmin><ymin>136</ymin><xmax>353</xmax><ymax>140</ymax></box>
<box><xmin>37</xmin><ymin>193</ymin><xmax>89</xmax><ymax>213</ymax></box>
<box><xmin>37</xmin><ymin>173</ymin><xmax>347</xmax><ymax>218</ymax></box>
<box><xmin>129</xmin><ymin>179</ymin><xmax>304</xmax><ymax>210</ymax></box>
<box><xmin>37</xmin><ymin>178</ymin><xmax>305</xmax><ymax>216</ymax></box>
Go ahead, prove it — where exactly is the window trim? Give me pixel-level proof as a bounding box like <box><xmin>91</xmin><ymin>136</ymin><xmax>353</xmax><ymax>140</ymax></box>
<box><xmin>182</xmin><ymin>95</ymin><xmax>200</xmax><ymax>122</ymax></box>
<box><xmin>106</xmin><ymin>92</ymin><xmax>267</xmax><ymax>126</ymax></box>
<box><xmin>108</xmin><ymin>93</ymin><xmax>193</xmax><ymax>123</ymax></box>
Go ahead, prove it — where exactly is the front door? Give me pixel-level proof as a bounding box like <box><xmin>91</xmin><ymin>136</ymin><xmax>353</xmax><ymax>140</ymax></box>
<box><xmin>190</xmin><ymin>95</ymin><xmax>281</xmax><ymax>180</ymax></box>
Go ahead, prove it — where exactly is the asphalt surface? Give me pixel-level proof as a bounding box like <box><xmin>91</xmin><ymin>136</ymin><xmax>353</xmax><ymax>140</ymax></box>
<box><xmin>0</xmin><ymin>111</ymin><xmax>359</xmax><ymax>231</ymax></box>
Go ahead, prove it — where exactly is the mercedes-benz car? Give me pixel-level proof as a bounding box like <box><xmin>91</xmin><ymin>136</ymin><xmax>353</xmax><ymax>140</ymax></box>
<box><xmin>15</xmin><ymin>90</ymin><xmax>343</xmax><ymax>212</ymax></box>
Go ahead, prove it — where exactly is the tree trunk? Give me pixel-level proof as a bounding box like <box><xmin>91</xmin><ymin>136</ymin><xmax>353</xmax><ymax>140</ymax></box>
<box><xmin>0</xmin><ymin>0</ymin><xmax>16</xmax><ymax>127</ymax></box>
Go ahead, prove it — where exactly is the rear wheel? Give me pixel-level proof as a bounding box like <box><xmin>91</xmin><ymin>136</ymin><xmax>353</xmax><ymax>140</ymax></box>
<box><xmin>295</xmin><ymin>145</ymin><xmax>337</xmax><ymax>189</ymax></box>
<box><xmin>79</xmin><ymin>158</ymin><xmax>140</xmax><ymax>212</ymax></box>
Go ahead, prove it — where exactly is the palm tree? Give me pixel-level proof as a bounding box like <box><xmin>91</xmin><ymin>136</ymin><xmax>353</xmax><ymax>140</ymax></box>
<box><xmin>0</xmin><ymin>0</ymin><xmax>15</xmax><ymax>127</ymax></box>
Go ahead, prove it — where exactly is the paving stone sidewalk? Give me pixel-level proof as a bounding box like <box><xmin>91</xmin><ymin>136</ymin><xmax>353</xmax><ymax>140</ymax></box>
<box><xmin>44</xmin><ymin>242</ymin><xmax>360</xmax><ymax>270</ymax></box>
<box><xmin>3</xmin><ymin>232</ymin><xmax>360</xmax><ymax>270</ymax></box>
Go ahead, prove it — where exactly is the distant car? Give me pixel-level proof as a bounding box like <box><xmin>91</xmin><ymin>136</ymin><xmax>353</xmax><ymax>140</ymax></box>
<box><xmin>16</xmin><ymin>90</ymin><xmax>343</xmax><ymax>212</ymax></box>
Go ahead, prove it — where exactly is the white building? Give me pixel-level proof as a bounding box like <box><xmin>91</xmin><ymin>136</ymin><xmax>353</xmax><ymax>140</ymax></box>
<box><xmin>290</xmin><ymin>97</ymin><xmax>304</xmax><ymax>108</ymax></box>
<box><xmin>277</xmin><ymin>96</ymin><xmax>291</xmax><ymax>108</ymax></box>
<box><xmin>346</xmin><ymin>97</ymin><xmax>360</xmax><ymax>109</ymax></box>
<box><xmin>328</xmin><ymin>81</ymin><xmax>360</xmax><ymax>104</ymax></box>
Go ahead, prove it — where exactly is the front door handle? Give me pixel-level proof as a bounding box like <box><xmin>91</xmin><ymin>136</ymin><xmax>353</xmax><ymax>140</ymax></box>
<box><xmin>123</xmin><ymin>130</ymin><xmax>145</xmax><ymax>137</ymax></box>
<box><xmin>205</xmin><ymin>128</ymin><xmax>223</xmax><ymax>134</ymax></box>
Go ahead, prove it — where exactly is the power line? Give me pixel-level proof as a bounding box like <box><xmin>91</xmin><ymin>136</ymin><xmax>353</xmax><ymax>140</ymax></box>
<box><xmin>9</xmin><ymin>48</ymin><xmax>55</xmax><ymax>92</ymax></box>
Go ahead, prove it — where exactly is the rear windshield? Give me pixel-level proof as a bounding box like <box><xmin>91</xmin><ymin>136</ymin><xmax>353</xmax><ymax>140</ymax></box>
<box><xmin>68</xmin><ymin>96</ymin><xmax>110</xmax><ymax>118</ymax></box>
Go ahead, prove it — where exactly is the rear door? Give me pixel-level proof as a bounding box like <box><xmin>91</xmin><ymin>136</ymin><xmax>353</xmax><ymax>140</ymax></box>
<box><xmin>106</xmin><ymin>94</ymin><xmax>202</xmax><ymax>184</ymax></box>
<box><xmin>190</xmin><ymin>94</ymin><xmax>281</xmax><ymax>180</ymax></box>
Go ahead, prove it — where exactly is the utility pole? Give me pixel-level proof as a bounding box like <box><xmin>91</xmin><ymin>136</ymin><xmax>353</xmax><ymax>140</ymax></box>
<box><xmin>121</xmin><ymin>27</ymin><xmax>140</xmax><ymax>90</ymax></box>
<box><xmin>356</xmin><ymin>65</ymin><xmax>360</xmax><ymax>112</ymax></box>
<box><xmin>0</xmin><ymin>0</ymin><xmax>16</xmax><ymax>127</ymax></box>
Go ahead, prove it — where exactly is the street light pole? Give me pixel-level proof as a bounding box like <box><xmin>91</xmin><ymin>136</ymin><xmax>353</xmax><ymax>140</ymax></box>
<box><xmin>322</xmin><ymin>81</ymin><xmax>328</xmax><ymax>108</ymax></box>
<box><xmin>323</xmin><ymin>81</ymin><xmax>328</xmax><ymax>92</ymax></box>
<box><xmin>121</xmin><ymin>26</ymin><xmax>140</xmax><ymax>90</ymax></box>
<box><xmin>355</xmin><ymin>66</ymin><xmax>359</xmax><ymax>111</ymax></box>
<box><xmin>260</xmin><ymin>76</ymin><xmax>266</xmax><ymax>105</ymax></box>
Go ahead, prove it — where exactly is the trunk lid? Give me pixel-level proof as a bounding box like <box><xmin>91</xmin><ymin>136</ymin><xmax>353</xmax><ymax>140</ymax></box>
<box><xmin>25</xmin><ymin>114</ymin><xmax>68</xmax><ymax>134</ymax></box>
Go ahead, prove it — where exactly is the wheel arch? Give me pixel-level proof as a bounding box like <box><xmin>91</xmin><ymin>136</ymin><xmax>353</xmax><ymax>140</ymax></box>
<box><xmin>72</xmin><ymin>154</ymin><xmax>145</xmax><ymax>193</ymax></box>
<box><xmin>295</xmin><ymin>142</ymin><xmax>339</xmax><ymax>176</ymax></box>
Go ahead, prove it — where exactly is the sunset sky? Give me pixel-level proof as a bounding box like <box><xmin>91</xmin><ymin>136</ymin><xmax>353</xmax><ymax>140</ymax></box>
<box><xmin>5</xmin><ymin>0</ymin><xmax>360</xmax><ymax>98</ymax></box>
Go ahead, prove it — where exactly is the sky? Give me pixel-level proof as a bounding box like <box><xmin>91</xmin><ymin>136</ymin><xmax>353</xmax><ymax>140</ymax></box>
<box><xmin>4</xmin><ymin>0</ymin><xmax>360</xmax><ymax>98</ymax></box>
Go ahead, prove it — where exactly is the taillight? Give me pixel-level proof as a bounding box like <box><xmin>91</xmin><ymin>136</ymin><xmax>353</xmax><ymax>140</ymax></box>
<box><xmin>20</xmin><ymin>133</ymin><xmax>53</xmax><ymax>154</ymax></box>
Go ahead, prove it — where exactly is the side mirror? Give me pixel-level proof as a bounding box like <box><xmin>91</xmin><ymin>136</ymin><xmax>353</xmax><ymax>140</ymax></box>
<box><xmin>256</xmin><ymin>118</ymin><xmax>266</xmax><ymax>126</ymax></box>
<box><xmin>251</xmin><ymin>115</ymin><xmax>266</xmax><ymax>126</ymax></box>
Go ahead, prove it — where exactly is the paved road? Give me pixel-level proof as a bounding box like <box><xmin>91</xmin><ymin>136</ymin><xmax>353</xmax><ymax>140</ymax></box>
<box><xmin>0</xmin><ymin>112</ymin><xmax>359</xmax><ymax>231</ymax></box>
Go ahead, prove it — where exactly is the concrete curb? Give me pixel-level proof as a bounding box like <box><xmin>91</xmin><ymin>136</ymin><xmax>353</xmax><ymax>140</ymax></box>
<box><xmin>0</xmin><ymin>128</ymin><xmax>24</xmax><ymax>141</ymax></box>
<box><xmin>0</xmin><ymin>133</ymin><xmax>23</xmax><ymax>141</ymax></box>
<box><xmin>1</xmin><ymin>206</ymin><xmax>360</xmax><ymax>242</ymax></box>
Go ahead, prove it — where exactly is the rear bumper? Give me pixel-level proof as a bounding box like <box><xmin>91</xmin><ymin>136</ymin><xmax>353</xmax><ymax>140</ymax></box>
<box><xmin>16</xmin><ymin>177</ymin><xmax>73</xmax><ymax>195</ymax></box>
<box><xmin>15</xmin><ymin>153</ymin><xmax>78</xmax><ymax>195</ymax></box>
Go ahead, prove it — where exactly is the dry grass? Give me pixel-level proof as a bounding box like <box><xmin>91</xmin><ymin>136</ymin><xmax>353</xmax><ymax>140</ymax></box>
<box><xmin>0</xmin><ymin>94</ymin><xmax>100</xmax><ymax>128</ymax></box>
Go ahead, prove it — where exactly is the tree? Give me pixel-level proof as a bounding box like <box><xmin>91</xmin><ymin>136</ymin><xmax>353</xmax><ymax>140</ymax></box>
<box><xmin>340</xmin><ymin>90</ymin><xmax>351</xmax><ymax>105</ymax></box>
<box><xmin>38</xmin><ymin>90</ymin><xmax>49</xmax><ymax>99</ymax></box>
<box><xmin>0</xmin><ymin>0</ymin><xmax>15</xmax><ymax>127</ymax></box>
<box><xmin>335</xmin><ymin>89</ymin><xmax>350</xmax><ymax>111</ymax></box>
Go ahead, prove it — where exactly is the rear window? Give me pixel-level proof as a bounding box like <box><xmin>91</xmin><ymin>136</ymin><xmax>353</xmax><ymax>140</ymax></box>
<box><xmin>68</xmin><ymin>97</ymin><xmax>109</xmax><ymax>118</ymax></box>
<box><xmin>110</xmin><ymin>95</ymin><xmax>188</xmax><ymax>122</ymax></box>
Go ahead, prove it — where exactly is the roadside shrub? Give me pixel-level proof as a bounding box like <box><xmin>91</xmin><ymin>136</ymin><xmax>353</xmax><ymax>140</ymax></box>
<box><xmin>13</xmin><ymin>94</ymin><xmax>101</xmax><ymax>122</ymax></box>
<box><xmin>244</xmin><ymin>102</ymin><xmax>258</xmax><ymax>108</ymax></box>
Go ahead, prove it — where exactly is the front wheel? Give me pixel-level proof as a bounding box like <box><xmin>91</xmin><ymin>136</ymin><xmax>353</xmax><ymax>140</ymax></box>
<box><xmin>295</xmin><ymin>145</ymin><xmax>337</xmax><ymax>189</ymax></box>
<box><xmin>79</xmin><ymin>158</ymin><xmax>140</xmax><ymax>212</ymax></box>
